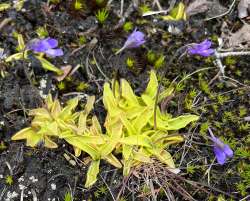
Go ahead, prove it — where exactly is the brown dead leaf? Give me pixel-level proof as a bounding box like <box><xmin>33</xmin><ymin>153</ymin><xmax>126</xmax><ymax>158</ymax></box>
<box><xmin>54</xmin><ymin>65</ymin><xmax>72</xmax><ymax>81</ymax></box>
<box><xmin>227</xmin><ymin>24</ymin><xmax>250</xmax><ymax>48</ymax></box>
<box><xmin>206</xmin><ymin>0</ymin><xmax>227</xmax><ymax>18</ymax></box>
<box><xmin>185</xmin><ymin>0</ymin><xmax>212</xmax><ymax>17</ymax></box>
<box><xmin>238</xmin><ymin>0</ymin><xmax>250</xmax><ymax>18</ymax></box>
<box><xmin>185</xmin><ymin>0</ymin><xmax>227</xmax><ymax>19</ymax></box>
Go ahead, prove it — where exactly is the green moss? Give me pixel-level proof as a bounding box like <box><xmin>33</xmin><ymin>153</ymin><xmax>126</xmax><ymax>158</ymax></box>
<box><xmin>239</xmin><ymin>106</ymin><xmax>247</xmax><ymax>117</ymax></box>
<box><xmin>76</xmin><ymin>82</ymin><xmax>88</xmax><ymax>91</ymax></box>
<box><xmin>217</xmin><ymin>95</ymin><xmax>229</xmax><ymax>105</ymax></box>
<box><xmin>236</xmin><ymin>182</ymin><xmax>247</xmax><ymax>196</ymax></box>
<box><xmin>147</xmin><ymin>50</ymin><xmax>156</xmax><ymax>64</ymax></box>
<box><xmin>200</xmin><ymin>122</ymin><xmax>209</xmax><ymax>136</ymax></box>
<box><xmin>74</xmin><ymin>0</ymin><xmax>86</xmax><ymax>10</ymax></box>
<box><xmin>212</xmin><ymin>104</ymin><xmax>218</xmax><ymax>113</ymax></box>
<box><xmin>78</xmin><ymin>35</ymin><xmax>87</xmax><ymax>45</ymax></box>
<box><xmin>95</xmin><ymin>8</ymin><xmax>109</xmax><ymax>24</ymax></box>
<box><xmin>126</xmin><ymin>57</ymin><xmax>135</xmax><ymax>69</ymax></box>
<box><xmin>154</xmin><ymin>54</ymin><xmax>165</xmax><ymax>69</ymax></box>
<box><xmin>123</xmin><ymin>22</ymin><xmax>134</xmax><ymax>32</ymax></box>
<box><xmin>0</xmin><ymin>141</ymin><xmax>7</xmax><ymax>150</ymax></box>
<box><xmin>235</xmin><ymin>69</ymin><xmax>242</xmax><ymax>76</ymax></box>
<box><xmin>187</xmin><ymin>165</ymin><xmax>196</xmax><ymax>174</ymax></box>
<box><xmin>57</xmin><ymin>82</ymin><xmax>66</xmax><ymax>91</ymax></box>
<box><xmin>199</xmin><ymin>79</ymin><xmax>210</xmax><ymax>94</ymax></box>
<box><xmin>5</xmin><ymin>175</ymin><xmax>13</xmax><ymax>185</ymax></box>
<box><xmin>239</xmin><ymin>123</ymin><xmax>250</xmax><ymax>131</ymax></box>
<box><xmin>36</xmin><ymin>26</ymin><xmax>48</xmax><ymax>38</ymax></box>
<box><xmin>97</xmin><ymin>186</ymin><xmax>108</xmax><ymax>194</ymax></box>
<box><xmin>64</xmin><ymin>191</ymin><xmax>72</xmax><ymax>201</ymax></box>
<box><xmin>225</xmin><ymin>56</ymin><xmax>236</xmax><ymax>66</ymax></box>
<box><xmin>139</xmin><ymin>4</ymin><xmax>151</xmax><ymax>15</ymax></box>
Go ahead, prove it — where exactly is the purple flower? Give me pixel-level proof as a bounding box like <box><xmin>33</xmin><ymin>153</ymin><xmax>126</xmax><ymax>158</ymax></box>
<box><xmin>188</xmin><ymin>39</ymin><xmax>214</xmax><ymax>57</ymax></box>
<box><xmin>28</xmin><ymin>38</ymin><xmax>63</xmax><ymax>57</ymax></box>
<box><xmin>116</xmin><ymin>29</ymin><xmax>145</xmax><ymax>54</ymax></box>
<box><xmin>208</xmin><ymin>128</ymin><xmax>233</xmax><ymax>165</ymax></box>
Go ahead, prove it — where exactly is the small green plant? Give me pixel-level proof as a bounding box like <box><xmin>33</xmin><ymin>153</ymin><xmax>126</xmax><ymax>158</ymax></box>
<box><xmin>97</xmin><ymin>186</ymin><xmax>108</xmax><ymax>194</ymax></box>
<box><xmin>74</xmin><ymin>0</ymin><xmax>85</xmax><ymax>10</ymax></box>
<box><xmin>0</xmin><ymin>141</ymin><xmax>7</xmax><ymax>150</ymax></box>
<box><xmin>78</xmin><ymin>35</ymin><xmax>87</xmax><ymax>45</ymax></box>
<box><xmin>5</xmin><ymin>175</ymin><xmax>13</xmax><ymax>185</ymax></box>
<box><xmin>139</xmin><ymin>4</ymin><xmax>151</xmax><ymax>15</ymax></box>
<box><xmin>36</xmin><ymin>26</ymin><xmax>49</xmax><ymax>38</ymax></box>
<box><xmin>154</xmin><ymin>54</ymin><xmax>165</xmax><ymax>69</ymax></box>
<box><xmin>126</xmin><ymin>57</ymin><xmax>135</xmax><ymax>69</ymax></box>
<box><xmin>64</xmin><ymin>191</ymin><xmax>72</xmax><ymax>201</ymax></box>
<box><xmin>95</xmin><ymin>8</ymin><xmax>109</xmax><ymax>24</ymax></box>
<box><xmin>123</xmin><ymin>22</ymin><xmax>134</xmax><ymax>32</ymax></box>
<box><xmin>57</xmin><ymin>82</ymin><xmax>66</xmax><ymax>91</ymax></box>
<box><xmin>12</xmin><ymin>71</ymin><xmax>199</xmax><ymax>188</ymax></box>
<box><xmin>147</xmin><ymin>51</ymin><xmax>156</xmax><ymax>64</ymax></box>
<box><xmin>76</xmin><ymin>82</ymin><xmax>89</xmax><ymax>91</ymax></box>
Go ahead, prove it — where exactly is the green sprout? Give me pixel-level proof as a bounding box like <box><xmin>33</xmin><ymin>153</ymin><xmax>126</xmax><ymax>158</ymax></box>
<box><xmin>95</xmin><ymin>8</ymin><xmax>109</xmax><ymax>24</ymax></box>
<box><xmin>57</xmin><ymin>82</ymin><xmax>66</xmax><ymax>91</ymax></box>
<box><xmin>147</xmin><ymin>50</ymin><xmax>156</xmax><ymax>64</ymax></box>
<box><xmin>74</xmin><ymin>0</ymin><xmax>84</xmax><ymax>10</ymax></box>
<box><xmin>36</xmin><ymin>26</ymin><xmax>49</xmax><ymax>38</ymax></box>
<box><xmin>139</xmin><ymin>4</ymin><xmax>151</xmax><ymax>15</ymax></box>
<box><xmin>76</xmin><ymin>82</ymin><xmax>89</xmax><ymax>91</ymax></box>
<box><xmin>5</xmin><ymin>175</ymin><xmax>13</xmax><ymax>185</ymax></box>
<box><xmin>126</xmin><ymin>57</ymin><xmax>135</xmax><ymax>69</ymax></box>
<box><xmin>64</xmin><ymin>191</ymin><xmax>72</xmax><ymax>201</ymax></box>
<box><xmin>0</xmin><ymin>141</ymin><xmax>7</xmax><ymax>151</ymax></box>
<box><xmin>123</xmin><ymin>22</ymin><xmax>134</xmax><ymax>32</ymax></box>
<box><xmin>78</xmin><ymin>35</ymin><xmax>87</xmax><ymax>45</ymax></box>
<box><xmin>154</xmin><ymin>54</ymin><xmax>165</xmax><ymax>69</ymax></box>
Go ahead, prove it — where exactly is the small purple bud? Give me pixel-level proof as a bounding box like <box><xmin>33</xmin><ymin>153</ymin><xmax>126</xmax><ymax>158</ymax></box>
<box><xmin>208</xmin><ymin>127</ymin><xmax>233</xmax><ymax>165</ymax></box>
<box><xmin>188</xmin><ymin>39</ymin><xmax>214</xmax><ymax>57</ymax></box>
<box><xmin>116</xmin><ymin>29</ymin><xmax>145</xmax><ymax>54</ymax></box>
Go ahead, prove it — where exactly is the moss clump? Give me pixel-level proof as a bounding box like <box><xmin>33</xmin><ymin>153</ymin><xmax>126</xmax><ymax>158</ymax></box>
<box><xmin>76</xmin><ymin>82</ymin><xmax>89</xmax><ymax>91</ymax></box>
<box><xmin>123</xmin><ymin>22</ymin><xmax>134</xmax><ymax>32</ymax></box>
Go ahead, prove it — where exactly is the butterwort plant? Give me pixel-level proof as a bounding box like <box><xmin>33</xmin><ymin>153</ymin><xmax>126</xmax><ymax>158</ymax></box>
<box><xmin>187</xmin><ymin>39</ymin><xmax>214</xmax><ymax>57</ymax></box>
<box><xmin>208</xmin><ymin>127</ymin><xmax>233</xmax><ymax>165</ymax></box>
<box><xmin>115</xmin><ymin>29</ymin><xmax>145</xmax><ymax>54</ymax></box>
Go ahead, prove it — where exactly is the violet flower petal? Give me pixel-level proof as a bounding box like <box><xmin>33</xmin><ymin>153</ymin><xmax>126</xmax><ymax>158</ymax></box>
<box><xmin>42</xmin><ymin>38</ymin><xmax>58</xmax><ymax>49</ymax></box>
<box><xmin>196</xmin><ymin>39</ymin><xmax>212</xmax><ymax>50</ymax></box>
<box><xmin>199</xmin><ymin>49</ymin><xmax>215</xmax><ymax>57</ymax></box>
<box><xmin>29</xmin><ymin>38</ymin><xmax>58</xmax><ymax>52</ymax></box>
<box><xmin>45</xmin><ymin>48</ymin><xmax>63</xmax><ymax>57</ymax></box>
<box><xmin>213</xmin><ymin>146</ymin><xmax>226</xmax><ymax>165</ymax></box>
<box><xmin>124</xmin><ymin>29</ymin><xmax>145</xmax><ymax>49</ymax></box>
<box><xmin>188</xmin><ymin>39</ymin><xmax>214</xmax><ymax>57</ymax></box>
<box><xmin>223</xmin><ymin>144</ymin><xmax>234</xmax><ymax>158</ymax></box>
